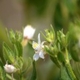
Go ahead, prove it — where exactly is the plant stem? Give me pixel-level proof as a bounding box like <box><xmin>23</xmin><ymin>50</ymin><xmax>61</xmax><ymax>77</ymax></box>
<box><xmin>30</xmin><ymin>61</ymin><xmax>36</xmax><ymax>80</ymax></box>
<box><xmin>65</xmin><ymin>48</ymin><xmax>77</xmax><ymax>80</ymax></box>
<box><xmin>65</xmin><ymin>62</ymin><xmax>77</xmax><ymax>80</ymax></box>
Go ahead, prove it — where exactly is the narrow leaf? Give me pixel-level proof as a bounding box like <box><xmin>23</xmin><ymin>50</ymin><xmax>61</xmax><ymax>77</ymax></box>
<box><xmin>14</xmin><ymin>41</ymin><xmax>22</xmax><ymax>57</ymax></box>
<box><xmin>3</xmin><ymin>42</ymin><xmax>15</xmax><ymax>63</ymax></box>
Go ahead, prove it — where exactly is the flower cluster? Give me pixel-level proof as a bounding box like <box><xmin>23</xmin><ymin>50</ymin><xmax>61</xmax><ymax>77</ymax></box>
<box><xmin>23</xmin><ymin>25</ymin><xmax>45</xmax><ymax>61</ymax></box>
<box><xmin>3</xmin><ymin>24</ymin><xmax>79</xmax><ymax>80</ymax></box>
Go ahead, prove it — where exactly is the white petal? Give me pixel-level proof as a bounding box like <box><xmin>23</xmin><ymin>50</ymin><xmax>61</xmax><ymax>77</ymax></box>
<box><xmin>4</xmin><ymin>64</ymin><xmax>16</xmax><ymax>73</ymax></box>
<box><xmin>39</xmin><ymin>51</ymin><xmax>45</xmax><ymax>59</ymax></box>
<box><xmin>38</xmin><ymin>33</ymin><xmax>41</xmax><ymax>45</ymax></box>
<box><xmin>33</xmin><ymin>53</ymin><xmax>39</xmax><ymax>61</ymax></box>
<box><xmin>41</xmin><ymin>41</ymin><xmax>45</xmax><ymax>48</ymax></box>
<box><xmin>23</xmin><ymin>25</ymin><xmax>35</xmax><ymax>39</ymax></box>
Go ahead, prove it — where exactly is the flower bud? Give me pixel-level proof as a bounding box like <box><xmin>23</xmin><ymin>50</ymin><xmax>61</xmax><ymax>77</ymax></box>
<box><xmin>57</xmin><ymin>30</ymin><xmax>67</xmax><ymax>47</ymax></box>
<box><xmin>45</xmin><ymin>28</ymin><xmax>55</xmax><ymax>43</ymax></box>
<box><xmin>23</xmin><ymin>25</ymin><xmax>35</xmax><ymax>39</ymax></box>
<box><xmin>4</xmin><ymin>63</ymin><xmax>16</xmax><ymax>73</ymax></box>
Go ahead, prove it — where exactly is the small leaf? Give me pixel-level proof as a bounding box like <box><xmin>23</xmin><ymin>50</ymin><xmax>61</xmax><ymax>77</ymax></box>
<box><xmin>0</xmin><ymin>59</ymin><xmax>3</xmax><ymax>68</ymax></box>
<box><xmin>21</xmin><ymin>58</ymin><xmax>32</xmax><ymax>75</ymax></box>
<box><xmin>6</xmin><ymin>29</ymin><xmax>22</xmax><ymax>44</ymax></box>
<box><xmin>6</xmin><ymin>74</ymin><xmax>16</xmax><ymax>80</ymax></box>
<box><xmin>6</xmin><ymin>29</ymin><xmax>15</xmax><ymax>44</ymax></box>
<box><xmin>14</xmin><ymin>41</ymin><xmax>23</xmax><ymax>57</ymax></box>
<box><xmin>0</xmin><ymin>64</ymin><xmax>6</xmax><ymax>80</ymax></box>
<box><xmin>50</xmin><ymin>56</ymin><xmax>61</xmax><ymax>68</ymax></box>
<box><xmin>14</xmin><ymin>57</ymin><xmax>23</xmax><ymax>69</ymax></box>
<box><xmin>58</xmin><ymin>52</ymin><xmax>65</xmax><ymax>63</ymax></box>
<box><xmin>42</xmin><ymin>25</ymin><xmax>55</xmax><ymax>43</ymax></box>
<box><xmin>3</xmin><ymin>42</ymin><xmax>15</xmax><ymax>63</ymax></box>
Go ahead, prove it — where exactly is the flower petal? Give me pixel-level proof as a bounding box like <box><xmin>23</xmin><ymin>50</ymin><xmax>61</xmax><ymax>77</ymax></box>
<box><xmin>23</xmin><ymin>25</ymin><xmax>35</xmax><ymax>39</ymax></box>
<box><xmin>38</xmin><ymin>33</ymin><xmax>41</xmax><ymax>45</ymax></box>
<box><xmin>41</xmin><ymin>41</ymin><xmax>46</xmax><ymax>48</ymax></box>
<box><xmin>33</xmin><ymin>53</ymin><xmax>39</xmax><ymax>61</ymax></box>
<box><xmin>39</xmin><ymin>50</ymin><xmax>45</xmax><ymax>59</ymax></box>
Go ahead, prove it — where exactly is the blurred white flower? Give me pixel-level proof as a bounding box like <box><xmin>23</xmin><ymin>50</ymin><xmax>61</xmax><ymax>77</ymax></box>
<box><xmin>32</xmin><ymin>33</ymin><xmax>45</xmax><ymax>61</ymax></box>
<box><xmin>4</xmin><ymin>63</ymin><xmax>16</xmax><ymax>73</ymax></box>
<box><xmin>23</xmin><ymin>25</ymin><xmax>35</xmax><ymax>39</ymax></box>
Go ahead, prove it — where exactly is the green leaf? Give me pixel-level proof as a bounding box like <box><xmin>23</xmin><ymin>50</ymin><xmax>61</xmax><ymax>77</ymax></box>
<box><xmin>21</xmin><ymin>58</ymin><xmax>32</xmax><ymax>75</ymax></box>
<box><xmin>0</xmin><ymin>61</ymin><xmax>6</xmax><ymax>80</ymax></box>
<box><xmin>3</xmin><ymin>42</ymin><xmax>15</xmax><ymax>63</ymax></box>
<box><xmin>14</xmin><ymin>41</ymin><xmax>23</xmax><ymax>57</ymax></box>
<box><xmin>68</xmin><ymin>23</ymin><xmax>80</xmax><ymax>61</ymax></box>
<box><xmin>70</xmin><ymin>47</ymin><xmax>80</xmax><ymax>61</ymax></box>
<box><xmin>50</xmin><ymin>56</ymin><xmax>61</xmax><ymax>68</ymax></box>
<box><xmin>6</xmin><ymin>29</ymin><xmax>15</xmax><ymax>44</ymax></box>
<box><xmin>58</xmin><ymin>52</ymin><xmax>65</xmax><ymax>63</ymax></box>
<box><xmin>6</xmin><ymin>74</ymin><xmax>16</xmax><ymax>80</ymax></box>
<box><xmin>14</xmin><ymin>57</ymin><xmax>23</xmax><ymax>70</ymax></box>
<box><xmin>57</xmin><ymin>30</ymin><xmax>67</xmax><ymax>47</ymax></box>
<box><xmin>0</xmin><ymin>60</ymin><xmax>6</xmax><ymax>80</ymax></box>
<box><xmin>42</xmin><ymin>25</ymin><xmax>55</xmax><ymax>43</ymax></box>
<box><xmin>0</xmin><ymin>59</ymin><xmax>3</xmax><ymax>68</ymax></box>
<box><xmin>6</xmin><ymin>29</ymin><xmax>22</xmax><ymax>44</ymax></box>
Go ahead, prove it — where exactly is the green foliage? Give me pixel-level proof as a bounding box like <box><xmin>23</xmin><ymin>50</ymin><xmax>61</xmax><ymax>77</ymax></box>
<box><xmin>14</xmin><ymin>41</ymin><xmax>23</xmax><ymax>57</ymax></box>
<box><xmin>1</xmin><ymin>0</ymin><xmax>80</xmax><ymax>79</ymax></box>
<box><xmin>43</xmin><ymin>26</ymin><xmax>79</xmax><ymax>80</ymax></box>
<box><xmin>6</xmin><ymin>29</ymin><xmax>22</xmax><ymax>44</ymax></box>
<box><xmin>2</xmin><ymin>29</ymin><xmax>32</xmax><ymax>80</ymax></box>
<box><xmin>43</xmin><ymin>25</ymin><xmax>55</xmax><ymax>43</ymax></box>
<box><xmin>67</xmin><ymin>21</ymin><xmax>80</xmax><ymax>61</ymax></box>
<box><xmin>0</xmin><ymin>60</ymin><xmax>5</xmax><ymax>80</ymax></box>
<box><xmin>3</xmin><ymin>42</ymin><xmax>15</xmax><ymax>63</ymax></box>
<box><xmin>1</xmin><ymin>20</ymin><xmax>80</xmax><ymax>80</ymax></box>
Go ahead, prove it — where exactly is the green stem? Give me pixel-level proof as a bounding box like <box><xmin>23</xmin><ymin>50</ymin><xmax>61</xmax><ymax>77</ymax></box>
<box><xmin>30</xmin><ymin>61</ymin><xmax>36</xmax><ymax>80</ymax></box>
<box><xmin>65</xmin><ymin>62</ymin><xmax>77</xmax><ymax>80</ymax></box>
<box><xmin>65</xmin><ymin>49</ymin><xmax>77</xmax><ymax>80</ymax></box>
<box><xmin>11</xmin><ymin>73</ymin><xmax>14</xmax><ymax>80</ymax></box>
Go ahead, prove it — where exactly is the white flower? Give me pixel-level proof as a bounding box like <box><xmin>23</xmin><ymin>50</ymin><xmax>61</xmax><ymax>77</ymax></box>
<box><xmin>23</xmin><ymin>25</ymin><xmax>35</xmax><ymax>39</ymax></box>
<box><xmin>32</xmin><ymin>33</ymin><xmax>45</xmax><ymax>61</ymax></box>
<box><xmin>4</xmin><ymin>63</ymin><xmax>16</xmax><ymax>73</ymax></box>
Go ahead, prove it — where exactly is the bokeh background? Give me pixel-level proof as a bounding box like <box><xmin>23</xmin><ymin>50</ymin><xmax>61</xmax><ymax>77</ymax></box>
<box><xmin>0</xmin><ymin>0</ymin><xmax>80</xmax><ymax>80</ymax></box>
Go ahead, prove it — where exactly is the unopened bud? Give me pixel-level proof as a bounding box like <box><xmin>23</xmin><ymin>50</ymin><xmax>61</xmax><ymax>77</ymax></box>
<box><xmin>4</xmin><ymin>63</ymin><xmax>16</xmax><ymax>73</ymax></box>
<box><xmin>23</xmin><ymin>25</ymin><xmax>35</xmax><ymax>39</ymax></box>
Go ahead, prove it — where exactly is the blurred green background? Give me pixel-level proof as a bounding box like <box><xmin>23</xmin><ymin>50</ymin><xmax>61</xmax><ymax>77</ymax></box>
<box><xmin>0</xmin><ymin>0</ymin><xmax>80</xmax><ymax>80</ymax></box>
